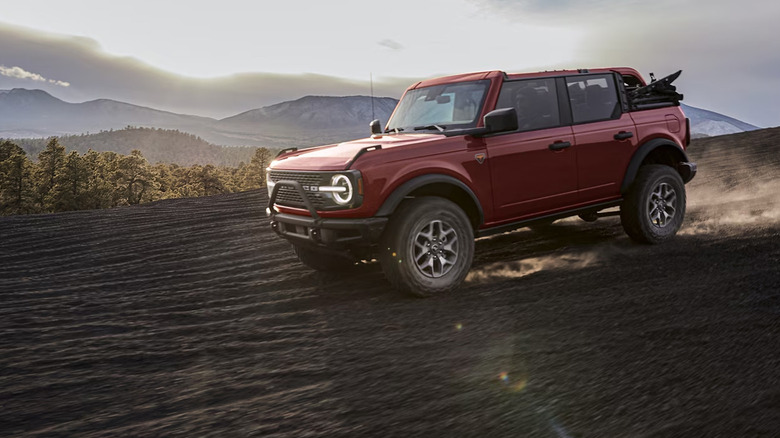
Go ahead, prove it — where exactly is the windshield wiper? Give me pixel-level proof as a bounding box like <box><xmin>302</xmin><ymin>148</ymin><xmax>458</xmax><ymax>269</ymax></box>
<box><xmin>384</xmin><ymin>127</ymin><xmax>404</xmax><ymax>134</ymax></box>
<box><xmin>413</xmin><ymin>124</ymin><xmax>446</xmax><ymax>132</ymax></box>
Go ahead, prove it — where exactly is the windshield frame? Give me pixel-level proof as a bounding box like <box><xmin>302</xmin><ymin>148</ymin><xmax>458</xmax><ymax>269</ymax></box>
<box><xmin>385</xmin><ymin>80</ymin><xmax>490</xmax><ymax>133</ymax></box>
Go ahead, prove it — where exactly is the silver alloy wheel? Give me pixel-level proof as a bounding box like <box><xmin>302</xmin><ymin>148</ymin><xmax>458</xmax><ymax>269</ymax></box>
<box><xmin>411</xmin><ymin>219</ymin><xmax>459</xmax><ymax>278</ymax></box>
<box><xmin>647</xmin><ymin>182</ymin><xmax>677</xmax><ymax>227</ymax></box>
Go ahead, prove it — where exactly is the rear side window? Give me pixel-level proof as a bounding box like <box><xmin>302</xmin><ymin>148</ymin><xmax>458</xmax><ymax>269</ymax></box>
<box><xmin>566</xmin><ymin>74</ymin><xmax>620</xmax><ymax>123</ymax></box>
<box><xmin>496</xmin><ymin>78</ymin><xmax>560</xmax><ymax>132</ymax></box>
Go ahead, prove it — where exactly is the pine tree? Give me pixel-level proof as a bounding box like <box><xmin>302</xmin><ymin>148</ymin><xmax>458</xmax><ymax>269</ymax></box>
<box><xmin>82</xmin><ymin>150</ymin><xmax>116</xmax><ymax>209</ymax></box>
<box><xmin>246</xmin><ymin>147</ymin><xmax>272</xmax><ymax>189</ymax></box>
<box><xmin>115</xmin><ymin>150</ymin><xmax>157</xmax><ymax>205</ymax></box>
<box><xmin>53</xmin><ymin>151</ymin><xmax>91</xmax><ymax>211</ymax></box>
<box><xmin>34</xmin><ymin>137</ymin><xmax>66</xmax><ymax>212</ymax></box>
<box><xmin>0</xmin><ymin>140</ymin><xmax>35</xmax><ymax>215</ymax></box>
<box><xmin>199</xmin><ymin>164</ymin><xmax>226</xmax><ymax>196</ymax></box>
<box><xmin>153</xmin><ymin>162</ymin><xmax>177</xmax><ymax>199</ymax></box>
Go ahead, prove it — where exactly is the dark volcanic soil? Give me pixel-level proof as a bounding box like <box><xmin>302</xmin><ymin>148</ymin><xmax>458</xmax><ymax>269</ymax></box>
<box><xmin>2</xmin><ymin>130</ymin><xmax>779</xmax><ymax>437</ymax></box>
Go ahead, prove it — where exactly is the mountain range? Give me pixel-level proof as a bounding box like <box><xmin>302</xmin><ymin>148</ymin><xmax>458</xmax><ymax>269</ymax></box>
<box><xmin>0</xmin><ymin>88</ymin><xmax>760</xmax><ymax>150</ymax></box>
<box><xmin>679</xmin><ymin>103</ymin><xmax>760</xmax><ymax>137</ymax></box>
<box><xmin>0</xmin><ymin>89</ymin><xmax>398</xmax><ymax>149</ymax></box>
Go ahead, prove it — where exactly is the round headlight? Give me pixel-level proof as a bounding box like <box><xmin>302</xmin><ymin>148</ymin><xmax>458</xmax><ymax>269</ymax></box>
<box><xmin>331</xmin><ymin>174</ymin><xmax>353</xmax><ymax>204</ymax></box>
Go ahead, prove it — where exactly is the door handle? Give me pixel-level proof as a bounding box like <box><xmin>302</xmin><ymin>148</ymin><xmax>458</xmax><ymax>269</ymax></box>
<box><xmin>549</xmin><ymin>141</ymin><xmax>572</xmax><ymax>151</ymax></box>
<box><xmin>614</xmin><ymin>131</ymin><xmax>634</xmax><ymax>140</ymax></box>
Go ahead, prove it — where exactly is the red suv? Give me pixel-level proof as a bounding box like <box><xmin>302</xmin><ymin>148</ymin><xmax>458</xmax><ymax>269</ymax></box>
<box><xmin>267</xmin><ymin>68</ymin><xmax>696</xmax><ymax>296</ymax></box>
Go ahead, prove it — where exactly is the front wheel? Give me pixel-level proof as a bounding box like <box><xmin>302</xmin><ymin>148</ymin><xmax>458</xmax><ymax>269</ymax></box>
<box><xmin>620</xmin><ymin>164</ymin><xmax>686</xmax><ymax>244</ymax></box>
<box><xmin>379</xmin><ymin>197</ymin><xmax>474</xmax><ymax>297</ymax></box>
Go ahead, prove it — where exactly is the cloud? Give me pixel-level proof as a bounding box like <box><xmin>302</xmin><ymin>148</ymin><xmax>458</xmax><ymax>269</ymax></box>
<box><xmin>378</xmin><ymin>39</ymin><xmax>404</xmax><ymax>51</ymax></box>
<box><xmin>468</xmin><ymin>0</ymin><xmax>780</xmax><ymax>128</ymax></box>
<box><xmin>0</xmin><ymin>65</ymin><xmax>45</xmax><ymax>81</ymax></box>
<box><xmin>0</xmin><ymin>22</ymin><xmax>415</xmax><ymax>118</ymax></box>
<box><xmin>1</xmin><ymin>1</ymin><xmax>778</xmax><ymax>129</ymax></box>
<box><xmin>0</xmin><ymin>65</ymin><xmax>70</xmax><ymax>87</ymax></box>
<box><xmin>472</xmin><ymin>0</ymin><xmax>648</xmax><ymax>19</ymax></box>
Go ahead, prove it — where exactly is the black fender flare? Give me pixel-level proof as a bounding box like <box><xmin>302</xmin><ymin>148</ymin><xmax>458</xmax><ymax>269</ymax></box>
<box><xmin>375</xmin><ymin>174</ymin><xmax>484</xmax><ymax>226</ymax></box>
<box><xmin>620</xmin><ymin>138</ymin><xmax>691</xmax><ymax>194</ymax></box>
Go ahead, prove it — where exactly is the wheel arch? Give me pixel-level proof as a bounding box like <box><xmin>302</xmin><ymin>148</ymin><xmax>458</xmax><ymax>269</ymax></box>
<box><xmin>375</xmin><ymin>174</ymin><xmax>484</xmax><ymax>230</ymax></box>
<box><xmin>620</xmin><ymin>138</ymin><xmax>691</xmax><ymax>194</ymax></box>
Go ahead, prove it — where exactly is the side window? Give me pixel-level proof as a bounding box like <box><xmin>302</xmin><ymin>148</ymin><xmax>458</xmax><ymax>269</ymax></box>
<box><xmin>496</xmin><ymin>78</ymin><xmax>560</xmax><ymax>132</ymax></box>
<box><xmin>566</xmin><ymin>74</ymin><xmax>620</xmax><ymax>123</ymax></box>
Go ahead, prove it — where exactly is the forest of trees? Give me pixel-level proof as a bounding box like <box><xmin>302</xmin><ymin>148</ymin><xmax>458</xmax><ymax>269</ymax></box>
<box><xmin>0</xmin><ymin>137</ymin><xmax>273</xmax><ymax>216</ymax></box>
<box><xmin>12</xmin><ymin>127</ymin><xmax>258</xmax><ymax>167</ymax></box>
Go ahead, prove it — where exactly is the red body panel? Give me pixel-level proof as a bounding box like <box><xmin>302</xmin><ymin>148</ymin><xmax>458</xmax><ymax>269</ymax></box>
<box><xmin>630</xmin><ymin>108</ymin><xmax>688</xmax><ymax>149</ymax></box>
<box><xmin>573</xmin><ymin>113</ymin><xmax>638</xmax><ymax>202</ymax></box>
<box><xmin>269</xmin><ymin>67</ymin><xmax>689</xmax><ymax>231</ymax></box>
<box><xmin>484</xmin><ymin>126</ymin><xmax>577</xmax><ymax>220</ymax></box>
<box><xmin>273</xmin><ymin>134</ymin><xmax>492</xmax><ymax>220</ymax></box>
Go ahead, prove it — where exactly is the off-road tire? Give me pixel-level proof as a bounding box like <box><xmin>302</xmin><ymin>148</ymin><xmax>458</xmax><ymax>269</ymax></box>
<box><xmin>379</xmin><ymin>197</ymin><xmax>474</xmax><ymax>297</ymax></box>
<box><xmin>621</xmin><ymin>164</ymin><xmax>686</xmax><ymax>244</ymax></box>
<box><xmin>293</xmin><ymin>245</ymin><xmax>355</xmax><ymax>271</ymax></box>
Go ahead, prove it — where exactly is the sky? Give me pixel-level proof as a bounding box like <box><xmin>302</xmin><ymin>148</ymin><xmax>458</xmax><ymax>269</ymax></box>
<box><xmin>0</xmin><ymin>0</ymin><xmax>777</xmax><ymax>127</ymax></box>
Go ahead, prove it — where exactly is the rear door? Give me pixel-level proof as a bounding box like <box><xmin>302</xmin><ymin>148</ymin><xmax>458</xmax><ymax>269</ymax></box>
<box><xmin>565</xmin><ymin>73</ymin><xmax>638</xmax><ymax>202</ymax></box>
<box><xmin>484</xmin><ymin>77</ymin><xmax>577</xmax><ymax>222</ymax></box>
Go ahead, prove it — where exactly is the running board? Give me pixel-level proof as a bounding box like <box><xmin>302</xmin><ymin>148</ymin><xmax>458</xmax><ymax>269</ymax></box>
<box><xmin>476</xmin><ymin>199</ymin><xmax>622</xmax><ymax>238</ymax></box>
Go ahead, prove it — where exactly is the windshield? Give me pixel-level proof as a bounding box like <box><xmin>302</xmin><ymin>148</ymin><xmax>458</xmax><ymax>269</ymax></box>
<box><xmin>385</xmin><ymin>80</ymin><xmax>489</xmax><ymax>133</ymax></box>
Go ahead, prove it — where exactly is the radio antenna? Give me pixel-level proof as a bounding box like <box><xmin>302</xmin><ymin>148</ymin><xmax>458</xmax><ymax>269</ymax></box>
<box><xmin>370</xmin><ymin>72</ymin><xmax>375</xmax><ymax>121</ymax></box>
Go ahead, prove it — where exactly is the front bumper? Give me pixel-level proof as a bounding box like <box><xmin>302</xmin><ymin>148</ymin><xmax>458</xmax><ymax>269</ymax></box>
<box><xmin>268</xmin><ymin>180</ymin><xmax>387</xmax><ymax>247</ymax></box>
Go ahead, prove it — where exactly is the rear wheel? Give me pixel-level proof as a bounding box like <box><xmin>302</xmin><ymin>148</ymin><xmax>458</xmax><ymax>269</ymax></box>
<box><xmin>379</xmin><ymin>197</ymin><xmax>474</xmax><ymax>297</ymax></box>
<box><xmin>620</xmin><ymin>164</ymin><xmax>686</xmax><ymax>243</ymax></box>
<box><xmin>292</xmin><ymin>245</ymin><xmax>355</xmax><ymax>271</ymax></box>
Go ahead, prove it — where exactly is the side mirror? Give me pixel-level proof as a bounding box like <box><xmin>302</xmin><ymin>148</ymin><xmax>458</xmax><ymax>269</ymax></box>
<box><xmin>369</xmin><ymin>119</ymin><xmax>382</xmax><ymax>135</ymax></box>
<box><xmin>483</xmin><ymin>108</ymin><xmax>517</xmax><ymax>134</ymax></box>
<box><xmin>442</xmin><ymin>107</ymin><xmax>518</xmax><ymax>138</ymax></box>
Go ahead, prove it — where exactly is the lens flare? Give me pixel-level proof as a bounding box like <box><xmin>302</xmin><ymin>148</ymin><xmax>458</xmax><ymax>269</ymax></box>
<box><xmin>497</xmin><ymin>371</ymin><xmax>528</xmax><ymax>392</ymax></box>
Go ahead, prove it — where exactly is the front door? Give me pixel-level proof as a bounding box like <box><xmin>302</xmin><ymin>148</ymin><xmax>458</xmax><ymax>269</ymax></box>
<box><xmin>485</xmin><ymin>77</ymin><xmax>578</xmax><ymax>222</ymax></box>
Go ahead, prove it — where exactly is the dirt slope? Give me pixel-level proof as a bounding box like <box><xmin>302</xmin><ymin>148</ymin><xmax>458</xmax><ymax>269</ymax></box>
<box><xmin>1</xmin><ymin>130</ymin><xmax>779</xmax><ymax>437</ymax></box>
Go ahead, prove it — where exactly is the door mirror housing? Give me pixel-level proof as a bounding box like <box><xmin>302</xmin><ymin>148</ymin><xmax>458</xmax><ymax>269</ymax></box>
<box><xmin>370</xmin><ymin>119</ymin><xmax>382</xmax><ymax>135</ymax></box>
<box><xmin>443</xmin><ymin>107</ymin><xmax>518</xmax><ymax>137</ymax></box>
<box><xmin>482</xmin><ymin>108</ymin><xmax>518</xmax><ymax>134</ymax></box>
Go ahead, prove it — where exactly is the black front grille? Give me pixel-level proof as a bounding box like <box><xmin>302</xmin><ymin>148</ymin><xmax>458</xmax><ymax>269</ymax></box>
<box><xmin>269</xmin><ymin>170</ymin><xmax>326</xmax><ymax>208</ymax></box>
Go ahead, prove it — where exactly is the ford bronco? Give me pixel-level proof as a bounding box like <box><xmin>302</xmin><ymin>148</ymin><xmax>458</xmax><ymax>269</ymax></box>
<box><xmin>267</xmin><ymin>68</ymin><xmax>696</xmax><ymax>296</ymax></box>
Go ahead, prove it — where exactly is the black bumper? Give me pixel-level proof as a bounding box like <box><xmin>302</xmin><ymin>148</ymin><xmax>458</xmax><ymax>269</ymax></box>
<box><xmin>678</xmin><ymin>161</ymin><xmax>697</xmax><ymax>183</ymax></box>
<box><xmin>268</xmin><ymin>179</ymin><xmax>387</xmax><ymax>247</ymax></box>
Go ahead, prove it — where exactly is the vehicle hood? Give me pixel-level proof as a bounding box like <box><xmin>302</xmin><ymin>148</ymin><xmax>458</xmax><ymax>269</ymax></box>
<box><xmin>269</xmin><ymin>133</ymin><xmax>443</xmax><ymax>171</ymax></box>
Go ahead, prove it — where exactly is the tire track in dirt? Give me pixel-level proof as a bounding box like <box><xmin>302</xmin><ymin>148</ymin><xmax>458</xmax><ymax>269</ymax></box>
<box><xmin>1</xmin><ymin>130</ymin><xmax>779</xmax><ymax>436</ymax></box>
<box><xmin>1</xmin><ymin>191</ymin><xmax>352</xmax><ymax>436</ymax></box>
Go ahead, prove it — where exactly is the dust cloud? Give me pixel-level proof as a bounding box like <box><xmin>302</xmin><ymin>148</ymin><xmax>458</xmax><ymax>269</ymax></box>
<box><xmin>466</xmin><ymin>251</ymin><xmax>602</xmax><ymax>284</ymax></box>
<box><xmin>683</xmin><ymin>160</ymin><xmax>780</xmax><ymax>235</ymax></box>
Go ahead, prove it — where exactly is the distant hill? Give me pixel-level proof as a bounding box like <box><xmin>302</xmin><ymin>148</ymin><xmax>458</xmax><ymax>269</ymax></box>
<box><xmin>0</xmin><ymin>89</ymin><xmax>398</xmax><ymax>149</ymax></box>
<box><xmin>10</xmin><ymin>127</ymin><xmax>257</xmax><ymax>166</ymax></box>
<box><xmin>0</xmin><ymin>88</ymin><xmax>213</xmax><ymax>138</ymax></box>
<box><xmin>681</xmin><ymin>103</ymin><xmax>760</xmax><ymax>138</ymax></box>
<box><xmin>218</xmin><ymin>95</ymin><xmax>398</xmax><ymax>146</ymax></box>
<box><xmin>0</xmin><ymin>89</ymin><xmax>762</xmax><ymax>154</ymax></box>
